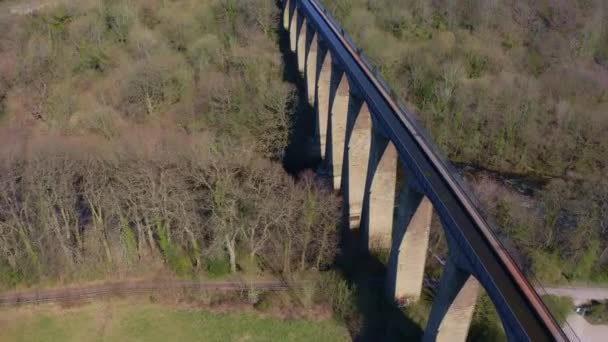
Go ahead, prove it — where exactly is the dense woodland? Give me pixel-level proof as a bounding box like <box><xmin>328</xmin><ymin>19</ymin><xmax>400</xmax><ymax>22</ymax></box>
<box><xmin>0</xmin><ymin>0</ymin><xmax>605</xmax><ymax>339</ymax></box>
<box><xmin>321</xmin><ymin>0</ymin><xmax>608</xmax><ymax>284</ymax></box>
<box><xmin>0</xmin><ymin>0</ymin><xmax>342</xmax><ymax>289</ymax></box>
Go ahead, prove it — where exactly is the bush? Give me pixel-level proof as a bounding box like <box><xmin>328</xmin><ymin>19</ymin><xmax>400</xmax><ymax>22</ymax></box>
<box><xmin>586</xmin><ymin>300</ymin><xmax>608</xmax><ymax>325</ymax></box>
<box><xmin>119</xmin><ymin>54</ymin><xmax>191</xmax><ymax>119</ymax></box>
<box><xmin>468</xmin><ymin>293</ymin><xmax>507</xmax><ymax>341</ymax></box>
<box><xmin>44</xmin><ymin>81</ymin><xmax>78</xmax><ymax>127</ymax></box>
<box><xmin>76</xmin><ymin>44</ymin><xmax>111</xmax><ymax>72</ymax></box>
<box><xmin>102</xmin><ymin>0</ymin><xmax>136</xmax><ymax>43</ymax></box>
<box><xmin>319</xmin><ymin>271</ymin><xmax>357</xmax><ymax>323</ymax></box>
<box><xmin>157</xmin><ymin>221</ymin><xmax>193</xmax><ymax>276</ymax></box>
<box><xmin>187</xmin><ymin>34</ymin><xmax>224</xmax><ymax>71</ymax></box>
<box><xmin>542</xmin><ymin>295</ymin><xmax>573</xmax><ymax>325</ymax></box>
<box><xmin>206</xmin><ymin>258</ymin><xmax>231</xmax><ymax>279</ymax></box>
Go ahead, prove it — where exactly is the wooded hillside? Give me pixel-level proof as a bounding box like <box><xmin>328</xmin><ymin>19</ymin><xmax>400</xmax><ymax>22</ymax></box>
<box><xmin>321</xmin><ymin>0</ymin><xmax>608</xmax><ymax>284</ymax></box>
<box><xmin>0</xmin><ymin>0</ymin><xmax>340</xmax><ymax>289</ymax></box>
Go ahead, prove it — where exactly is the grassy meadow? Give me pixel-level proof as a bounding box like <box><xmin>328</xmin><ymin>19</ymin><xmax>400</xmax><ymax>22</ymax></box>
<box><xmin>0</xmin><ymin>299</ymin><xmax>350</xmax><ymax>342</ymax></box>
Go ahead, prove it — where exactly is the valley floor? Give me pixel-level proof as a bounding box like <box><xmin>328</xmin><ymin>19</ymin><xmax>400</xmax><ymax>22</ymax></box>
<box><xmin>0</xmin><ymin>298</ymin><xmax>349</xmax><ymax>342</ymax></box>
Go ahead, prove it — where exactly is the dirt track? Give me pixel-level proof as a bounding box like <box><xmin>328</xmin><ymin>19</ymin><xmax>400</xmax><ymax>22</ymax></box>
<box><xmin>0</xmin><ymin>279</ymin><xmax>290</xmax><ymax>306</ymax></box>
<box><xmin>542</xmin><ymin>286</ymin><xmax>608</xmax><ymax>306</ymax></box>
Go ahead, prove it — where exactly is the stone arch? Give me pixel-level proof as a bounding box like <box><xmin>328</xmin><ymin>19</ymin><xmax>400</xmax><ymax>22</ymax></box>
<box><xmin>423</xmin><ymin>260</ymin><xmax>481</xmax><ymax>342</ymax></box>
<box><xmin>282</xmin><ymin>0</ymin><xmax>291</xmax><ymax>31</ymax></box>
<box><xmin>329</xmin><ymin>72</ymin><xmax>349</xmax><ymax>191</ymax></box>
<box><xmin>347</xmin><ymin>102</ymin><xmax>372</xmax><ymax>229</ymax></box>
<box><xmin>367</xmin><ymin>141</ymin><xmax>398</xmax><ymax>249</ymax></box>
<box><xmin>305</xmin><ymin>32</ymin><xmax>318</xmax><ymax>106</ymax></box>
<box><xmin>316</xmin><ymin>48</ymin><xmax>331</xmax><ymax>160</ymax></box>
<box><xmin>289</xmin><ymin>9</ymin><xmax>298</xmax><ymax>52</ymax></box>
<box><xmin>296</xmin><ymin>19</ymin><xmax>307</xmax><ymax>74</ymax></box>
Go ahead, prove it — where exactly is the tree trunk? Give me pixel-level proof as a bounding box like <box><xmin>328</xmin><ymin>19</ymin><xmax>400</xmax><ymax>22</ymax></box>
<box><xmin>316</xmin><ymin>228</ymin><xmax>329</xmax><ymax>269</ymax></box>
<box><xmin>283</xmin><ymin>240</ymin><xmax>291</xmax><ymax>274</ymax></box>
<box><xmin>300</xmin><ymin>230</ymin><xmax>311</xmax><ymax>271</ymax></box>
<box><xmin>226</xmin><ymin>235</ymin><xmax>237</xmax><ymax>273</ymax></box>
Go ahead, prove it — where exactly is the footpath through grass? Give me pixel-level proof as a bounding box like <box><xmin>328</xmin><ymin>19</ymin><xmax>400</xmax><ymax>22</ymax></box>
<box><xmin>0</xmin><ymin>299</ymin><xmax>349</xmax><ymax>342</ymax></box>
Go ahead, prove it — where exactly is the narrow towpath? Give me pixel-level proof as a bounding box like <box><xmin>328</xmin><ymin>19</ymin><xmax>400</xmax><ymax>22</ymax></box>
<box><xmin>541</xmin><ymin>286</ymin><xmax>608</xmax><ymax>305</ymax></box>
<box><xmin>0</xmin><ymin>279</ymin><xmax>289</xmax><ymax>306</ymax></box>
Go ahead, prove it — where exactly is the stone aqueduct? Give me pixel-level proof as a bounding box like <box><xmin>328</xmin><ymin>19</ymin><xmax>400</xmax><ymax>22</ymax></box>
<box><xmin>282</xmin><ymin>0</ymin><xmax>569</xmax><ymax>341</ymax></box>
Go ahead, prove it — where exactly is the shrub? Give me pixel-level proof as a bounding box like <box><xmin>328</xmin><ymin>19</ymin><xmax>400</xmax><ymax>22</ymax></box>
<box><xmin>76</xmin><ymin>105</ymin><xmax>119</xmax><ymax>139</ymax></box>
<box><xmin>586</xmin><ymin>300</ymin><xmax>608</xmax><ymax>324</ymax></box>
<box><xmin>246</xmin><ymin>285</ymin><xmax>262</xmax><ymax>305</ymax></box>
<box><xmin>119</xmin><ymin>54</ymin><xmax>191</xmax><ymax>119</ymax></box>
<box><xmin>102</xmin><ymin>0</ymin><xmax>136</xmax><ymax>43</ymax></box>
<box><xmin>320</xmin><ymin>271</ymin><xmax>357</xmax><ymax>323</ymax></box>
<box><xmin>468</xmin><ymin>293</ymin><xmax>507</xmax><ymax>341</ymax></box>
<box><xmin>44</xmin><ymin>81</ymin><xmax>78</xmax><ymax>127</ymax></box>
<box><xmin>126</xmin><ymin>25</ymin><xmax>166</xmax><ymax>60</ymax></box>
<box><xmin>156</xmin><ymin>221</ymin><xmax>193</xmax><ymax>276</ymax></box>
<box><xmin>206</xmin><ymin>258</ymin><xmax>231</xmax><ymax>278</ymax></box>
<box><xmin>0</xmin><ymin>98</ymin><xmax>5</xmax><ymax>121</ymax></box>
<box><xmin>530</xmin><ymin>251</ymin><xmax>565</xmax><ymax>284</ymax></box>
<box><xmin>187</xmin><ymin>34</ymin><xmax>224</xmax><ymax>70</ymax></box>
<box><xmin>542</xmin><ymin>295</ymin><xmax>573</xmax><ymax>325</ymax></box>
<box><xmin>76</xmin><ymin>44</ymin><xmax>111</xmax><ymax>72</ymax></box>
<box><xmin>466</xmin><ymin>52</ymin><xmax>489</xmax><ymax>78</ymax></box>
<box><xmin>19</xmin><ymin>33</ymin><xmax>54</xmax><ymax>82</ymax></box>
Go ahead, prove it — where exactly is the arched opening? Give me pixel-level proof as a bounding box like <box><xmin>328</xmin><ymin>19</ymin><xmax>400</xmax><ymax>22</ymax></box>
<box><xmin>305</xmin><ymin>33</ymin><xmax>318</xmax><ymax>107</ymax></box>
<box><xmin>282</xmin><ymin>0</ymin><xmax>291</xmax><ymax>31</ymax></box>
<box><xmin>289</xmin><ymin>9</ymin><xmax>298</xmax><ymax>52</ymax></box>
<box><xmin>367</xmin><ymin>141</ymin><xmax>398</xmax><ymax>250</ymax></box>
<box><xmin>329</xmin><ymin>73</ymin><xmax>348</xmax><ymax>191</ymax></box>
<box><xmin>316</xmin><ymin>50</ymin><xmax>331</xmax><ymax>160</ymax></box>
<box><xmin>347</xmin><ymin>102</ymin><xmax>372</xmax><ymax>229</ymax></box>
<box><xmin>296</xmin><ymin>20</ymin><xmax>307</xmax><ymax>74</ymax></box>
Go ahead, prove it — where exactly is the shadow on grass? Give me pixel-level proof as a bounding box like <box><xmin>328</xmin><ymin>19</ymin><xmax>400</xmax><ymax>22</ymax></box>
<box><xmin>274</xmin><ymin>4</ymin><xmax>423</xmax><ymax>339</ymax></box>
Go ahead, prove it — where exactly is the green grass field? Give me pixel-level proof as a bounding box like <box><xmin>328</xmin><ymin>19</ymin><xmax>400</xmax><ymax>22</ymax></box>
<box><xmin>0</xmin><ymin>299</ymin><xmax>349</xmax><ymax>342</ymax></box>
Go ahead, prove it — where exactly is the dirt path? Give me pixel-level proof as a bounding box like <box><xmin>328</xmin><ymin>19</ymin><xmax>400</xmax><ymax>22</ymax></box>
<box><xmin>542</xmin><ymin>286</ymin><xmax>608</xmax><ymax>306</ymax></box>
<box><xmin>0</xmin><ymin>279</ymin><xmax>290</xmax><ymax>306</ymax></box>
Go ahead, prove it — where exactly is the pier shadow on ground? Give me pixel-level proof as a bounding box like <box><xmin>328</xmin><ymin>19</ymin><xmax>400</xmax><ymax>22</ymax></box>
<box><xmin>276</xmin><ymin>6</ymin><xmax>322</xmax><ymax>175</ymax></box>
